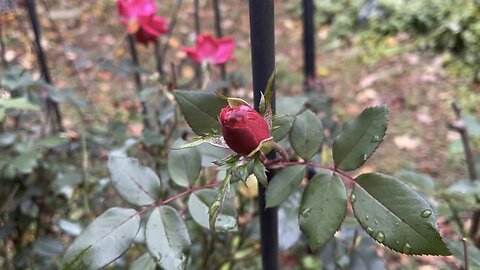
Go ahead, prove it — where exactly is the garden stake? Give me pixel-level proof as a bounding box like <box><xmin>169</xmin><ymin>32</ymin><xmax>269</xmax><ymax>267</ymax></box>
<box><xmin>127</xmin><ymin>34</ymin><xmax>150</xmax><ymax>129</ymax></box>
<box><xmin>213</xmin><ymin>0</ymin><xmax>227</xmax><ymax>85</ymax></box>
<box><xmin>249</xmin><ymin>1</ymin><xmax>279</xmax><ymax>269</ymax></box>
<box><xmin>25</xmin><ymin>0</ymin><xmax>64</xmax><ymax>132</ymax></box>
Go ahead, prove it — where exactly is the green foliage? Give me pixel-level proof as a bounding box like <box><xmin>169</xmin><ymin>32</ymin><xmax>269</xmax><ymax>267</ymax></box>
<box><xmin>289</xmin><ymin>110</ymin><xmax>323</xmax><ymax>161</ymax></box>
<box><xmin>62</xmin><ymin>208</ymin><xmax>141</xmax><ymax>269</ymax></box>
<box><xmin>108</xmin><ymin>156</ymin><xmax>162</xmax><ymax>206</ymax></box>
<box><xmin>299</xmin><ymin>171</ymin><xmax>347</xmax><ymax>251</ymax></box>
<box><xmin>145</xmin><ymin>206</ymin><xmax>191</xmax><ymax>270</ymax></box>
<box><xmin>333</xmin><ymin>106</ymin><xmax>387</xmax><ymax>171</ymax></box>
<box><xmin>173</xmin><ymin>90</ymin><xmax>227</xmax><ymax>136</ymax></box>
<box><xmin>168</xmin><ymin>142</ymin><xmax>202</xmax><ymax>187</ymax></box>
<box><xmin>266</xmin><ymin>165</ymin><xmax>306</xmax><ymax>208</ymax></box>
<box><xmin>188</xmin><ymin>189</ymin><xmax>237</xmax><ymax>232</ymax></box>
<box><xmin>352</xmin><ymin>173</ymin><xmax>450</xmax><ymax>255</ymax></box>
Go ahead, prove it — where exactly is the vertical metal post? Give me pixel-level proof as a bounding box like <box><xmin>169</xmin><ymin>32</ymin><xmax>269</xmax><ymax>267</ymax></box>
<box><xmin>303</xmin><ymin>0</ymin><xmax>315</xmax><ymax>91</ymax></box>
<box><xmin>25</xmin><ymin>0</ymin><xmax>64</xmax><ymax>132</ymax></box>
<box><xmin>127</xmin><ymin>35</ymin><xmax>150</xmax><ymax>129</ymax></box>
<box><xmin>213</xmin><ymin>0</ymin><xmax>227</xmax><ymax>82</ymax></box>
<box><xmin>194</xmin><ymin>0</ymin><xmax>202</xmax><ymax>88</ymax></box>
<box><xmin>249</xmin><ymin>1</ymin><xmax>278</xmax><ymax>269</ymax></box>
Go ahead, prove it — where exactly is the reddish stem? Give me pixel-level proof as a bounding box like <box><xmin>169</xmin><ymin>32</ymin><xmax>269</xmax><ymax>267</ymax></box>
<box><xmin>136</xmin><ymin>180</ymin><xmax>219</xmax><ymax>217</ymax></box>
<box><xmin>266</xmin><ymin>161</ymin><xmax>356</xmax><ymax>182</ymax></box>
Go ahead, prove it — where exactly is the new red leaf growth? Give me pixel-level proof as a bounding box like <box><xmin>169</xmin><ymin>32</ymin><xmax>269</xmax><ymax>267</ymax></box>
<box><xmin>219</xmin><ymin>105</ymin><xmax>270</xmax><ymax>156</ymax></box>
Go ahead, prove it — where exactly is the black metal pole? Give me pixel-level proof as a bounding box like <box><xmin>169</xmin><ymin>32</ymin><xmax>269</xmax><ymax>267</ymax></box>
<box><xmin>25</xmin><ymin>0</ymin><xmax>64</xmax><ymax>132</ymax></box>
<box><xmin>303</xmin><ymin>0</ymin><xmax>315</xmax><ymax>91</ymax></box>
<box><xmin>213</xmin><ymin>0</ymin><xmax>227</xmax><ymax>83</ymax></box>
<box><xmin>127</xmin><ymin>35</ymin><xmax>150</xmax><ymax>129</ymax></box>
<box><xmin>194</xmin><ymin>0</ymin><xmax>202</xmax><ymax>88</ymax></box>
<box><xmin>249</xmin><ymin>1</ymin><xmax>278</xmax><ymax>269</ymax></box>
<box><xmin>0</xmin><ymin>23</ymin><xmax>7</xmax><ymax>69</ymax></box>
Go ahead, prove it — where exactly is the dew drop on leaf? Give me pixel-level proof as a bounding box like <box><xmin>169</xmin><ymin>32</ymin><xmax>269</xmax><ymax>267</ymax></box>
<box><xmin>366</xmin><ymin>226</ymin><xmax>373</xmax><ymax>235</ymax></box>
<box><xmin>403</xmin><ymin>243</ymin><xmax>411</xmax><ymax>254</ymax></box>
<box><xmin>363</xmin><ymin>154</ymin><xmax>368</xmax><ymax>161</ymax></box>
<box><xmin>394</xmin><ymin>222</ymin><xmax>399</xmax><ymax>227</ymax></box>
<box><xmin>374</xmin><ymin>219</ymin><xmax>378</xmax><ymax>225</ymax></box>
<box><xmin>350</xmin><ymin>194</ymin><xmax>356</xmax><ymax>203</ymax></box>
<box><xmin>395</xmin><ymin>240</ymin><xmax>400</xmax><ymax>245</ymax></box>
<box><xmin>375</xmin><ymin>231</ymin><xmax>385</xmax><ymax>243</ymax></box>
<box><xmin>365</xmin><ymin>214</ymin><xmax>369</xmax><ymax>220</ymax></box>
<box><xmin>420</xmin><ymin>209</ymin><xmax>432</xmax><ymax>218</ymax></box>
<box><xmin>301</xmin><ymin>208</ymin><xmax>311</xmax><ymax>218</ymax></box>
<box><xmin>371</xmin><ymin>135</ymin><xmax>382</xmax><ymax>142</ymax></box>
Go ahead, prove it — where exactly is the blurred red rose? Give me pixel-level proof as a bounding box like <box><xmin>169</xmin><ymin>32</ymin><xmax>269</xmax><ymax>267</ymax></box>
<box><xmin>135</xmin><ymin>15</ymin><xmax>168</xmax><ymax>46</ymax></box>
<box><xmin>182</xmin><ymin>34</ymin><xmax>235</xmax><ymax>65</ymax></box>
<box><xmin>117</xmin><ymin>0</ymin><xmax>157</xmax><ymax>33</ymax></box>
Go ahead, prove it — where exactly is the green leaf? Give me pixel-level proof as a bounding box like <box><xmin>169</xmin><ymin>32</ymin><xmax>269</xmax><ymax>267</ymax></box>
<box><xmin>266</xmin><ymin>165</ymin><xmax>305</xmax><ymax>208</ymax></box>
<box><xmin>188</xmin><ymin>189</ymin><xmax>237</xmax><ymax>232</ymax></box>
<box><xmin>276</xmin><ymin>96</ymin><xmax>307</xmax><ymax>116</ymax></box>
<box><xmin>11</xmin><ymin>151</ymin><xmax>42</xmax><ymax>174</ymax></box>
<box><xmin>62</xmin><ymin>207</ymin><xmax>140</xmax><ymax>269</ymax></box>
<box><xmin>260</xmin><ymin>71</ymin><xmax>275</xmax><ymax>115</ymax></box>
<box><xmin>333</xmin><ymin>106</ymin><xmax>387</xmax><ymax>171</ymax></box>
<box><xmin>253</xmin><ymin>157</ymin><xmax>268</xmax><ymax>188</ymax></box>
<box><xmin>146</xmin><ymin>206</ymin><xmax>190</xmax><ymax>270</ymax></box>
<box><xmin>289</xmin><ymin>110</ymin><xmax>323</xmax><ymax>161</ymax></box>
<box><xmin>299</xmin><ymin>172</ymin><xmax>347</xmax><ymax>251</ymax></box>
<box><xmin>0</xmin><ymin>97</ymin><xmax>41</xmax><ymax>110</ymax></box>
<box><xmin>448</xmin><ymin>240</ymin><xmax>480</xmax><ymax>268</ymax></box>
<box><xmin>395</xmin><ymin>170</ymin><xmax>435</xmax><ymax>193</ymax></box>
<box><xmin>36</xmin><ymin>134</ymin><xmax>70</xmax><ymax>148</ymax></box>
<box><xmin>271</xmin><ymin>115</ymin><xmax>294</xmax><ymax>141</ymax></box>
<box><xmin>209</xmin><ymin>175</ymin><xmax>231</xmax><ymax>231</ymax></box>
<box><xmin>174</xmin><ymin>90</ymin><xmax>227</xmax><ymax>136</ymax></box>
<box><xmin>130</xmin><ymin>253</ymin><xmax>156</xmax><ymax>270</ymax></box>
<box><xmin>168</xmin><ymin>145</ymin><xmax>202</xmax><ymax>187</ymax></box>
<box><xmin>108</xmin><ymin>156</ymin><xmax>161</xmax><ymax>206</ymax></box>
<box><xmin>351</xmin><ymin>173</ymin><xmax>450</xmax><ymax>255</ymax></box>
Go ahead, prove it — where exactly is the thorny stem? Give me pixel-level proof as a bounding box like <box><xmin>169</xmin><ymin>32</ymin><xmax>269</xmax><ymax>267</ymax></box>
<box><xmin>266</xmin><ymin>160</ymin><xmax>356</xmax><ymax>182</ymax></box>
<box><xmin>448</xmin><ymin>102</ymin><xmax>480</xmax><ymax>240</ymax></box>
<box><xmin>135</xmin><ymin>181</ymin><xmax>220</xmax><ymax>217</ymax></box>
<box><xmin>463</xmin><ymin>237</ymin><xmax>469</xmax><ymax>270</ymax></box>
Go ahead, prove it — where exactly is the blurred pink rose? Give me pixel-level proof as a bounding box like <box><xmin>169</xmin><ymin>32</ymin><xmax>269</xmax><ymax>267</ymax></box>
<box><xmin>182</xmin><ymin>34</ymin><xmax>235</xmax><ymax>65</ymax></box>
<box><xmin>117</xmin><ymin>0</ymin><xmax>157</xmax><ymax>33</ymax></box>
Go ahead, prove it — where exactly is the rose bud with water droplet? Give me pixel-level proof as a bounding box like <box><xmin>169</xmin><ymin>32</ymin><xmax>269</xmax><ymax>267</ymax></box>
<box><xmin>219</xmin><ymin>105</ymin><xmax>271</xmax><ymax>156</ymax></box>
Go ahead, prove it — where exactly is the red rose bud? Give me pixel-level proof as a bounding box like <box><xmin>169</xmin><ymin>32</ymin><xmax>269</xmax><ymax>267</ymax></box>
<box><xmin>219</xmin><ymin>105</ymin><xmax>271</xmax><ymax>156</ymax></box>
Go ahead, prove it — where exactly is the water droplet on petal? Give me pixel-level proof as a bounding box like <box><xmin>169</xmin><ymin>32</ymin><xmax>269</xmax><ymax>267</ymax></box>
<box><xmin>375</xmin><ymin>231</ymin><xmax>385</xmax><ymax>243</ymax></box>
<box><xmin>366</xmin><ymin>226</ymin><xmax>373</xmax><ymax>235</ymax></box>
<box><xmin>420</xmin><ymin>209</ymin><xmax>432</xmax><ymax>218</ymax></box>
<box><xmin>403</xmin><ymin>243</ymin><xmax>411</xmax><ymax>254</ymax></box>
<box><xmin>350</xmin><ymin>194</ymin><xmax>356</xmax><ymax>203</ymax></box>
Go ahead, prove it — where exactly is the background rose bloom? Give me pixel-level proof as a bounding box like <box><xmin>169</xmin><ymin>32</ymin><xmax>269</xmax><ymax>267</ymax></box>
<box><xmin>182</xmin><ymin>34</ymin><xmax>235</xmax><ymax>65</ymax></box>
